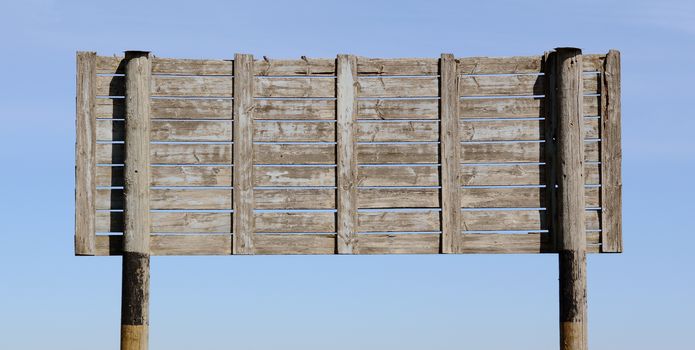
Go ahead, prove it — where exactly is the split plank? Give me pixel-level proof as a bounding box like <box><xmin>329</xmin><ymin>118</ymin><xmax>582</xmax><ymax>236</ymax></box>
<box><xmin>357</xmin><ymin>143</ymin><xmax>439</xmax><ymax>164</ymax></box>
<box><xmin>460</xmin><ymin>187</ymin><xmax>599</xmax><ymax>208</ymax></box>
<box><xmin>357</xmin><ymin>165</ymin><xmax>439</xmax><ymax>186</ymax></box>
<box><xmin>459</xmin><ymin>75</ymin><xmax>544</xmax><ymax>96</ymax></box>
<box><xmin>461</xmin><ymin>209</ymin><xmax>600</xmax><ymax>231</ymax></box>
<box><xmin>458</xmin><ymin>96</ymin><xmax>598</xmax><ymax>118</ymax></box>
<box><xmin>97</xmin><ymin>120</ymin><xmax>233</xmax><ymax>142</ymax></box>
<box><xmin>460</xmin><ymin>163</ymin><xmax>600</xmax><ymax>186</ymax></box>
<box><xmin>254</xmin><ymin>144</ymin><xmax>336</xmax><ymax>164</ymax></box>
<box><xmin>255</xmin><ymin>212</ymin><xmax>335</xmax><ymax>233</ymax></box>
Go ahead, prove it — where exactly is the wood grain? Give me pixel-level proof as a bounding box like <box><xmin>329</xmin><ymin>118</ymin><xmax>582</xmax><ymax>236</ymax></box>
<box><xmin>255</xmin><ymin>77</ymin><xmax>335</xmax><ymax>97</ymax></box>
<box><xmin>75</xmin><ymin>52</ymin><xmax>97</xmax><ymax>255</ymax></box>
<box><xmin>440</xmin><ymin>54</ymin><xmax>461</xmax><ymax>253</ymax></box>
<box><xmin>233</xmin><ymin>53</ymin><xmax>255</xmax><ymax>254</ymax></box>
<box><xmin>357</xmin><ymin>77</ymin><xmax>439</xmax><ymax>97</ymax></box>
<box><xmin>336</xmin><ymin>54</ymin><xmax>358</xmax><ymax>253</ymax></box>
<box><xmin>600</xmin><ymin>50</ymin><xmax>622</xmax><ymax>253</ymax></box>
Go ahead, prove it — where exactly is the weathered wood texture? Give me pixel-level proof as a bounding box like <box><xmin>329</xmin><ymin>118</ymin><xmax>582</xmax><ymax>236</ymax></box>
<box><xmin>336</xmin><ymin>55</ymin><xmax>358</xmax><ymax>253</ymax></box>
<box><xmin>555</xmin><ymin>48</ymin><xmax>588</xmax><ymax>350</ymax></box>
<box><xmin>121</xmin><ymin>51</ymin><xmax>152</xmax><ymax>350</ymax></box>
<box><xmin>78</xmin><ymin>51</ymin><xmax>620</xmax><ymax>256</ymax></box>
<box><xmin>600</xmin><ymin>50</ymin><xmax>622</xmax><ymax>253</ymax></box>
<box><xmin>440</xmin><ymin>54</ymin><xmax>461</xmax><ymax>253</ymax></box>
<box><xmin>75</xmin><ymin>52</ymin><xmax>97</xmax><ymax>255</ymax></box>
<box><xmin>233</xmin><ymin>54</ymin><xmax>254</xmax><ymax>254</ymax></box>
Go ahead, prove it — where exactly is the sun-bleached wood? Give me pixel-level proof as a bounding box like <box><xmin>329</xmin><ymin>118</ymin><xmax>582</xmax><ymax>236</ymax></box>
<box><xmin>555</xmin><ymin>48</ymin><xmax>588</xmax><ymax>350</ymax></box>
<box><xmin>121</xmin><ymin>51</ymin><xmax>152</xmax><ymax>350</ymax></box>
<box><xmin>336</xmin><ymin>54</ymin><xmax>358</xmax><ymax>253</ymax></box>
<box><xmin>96</xmin><ymin>209</ymin><xmax>600</xmax><ymax>235</ymax></box>
<box><xmin>255</xmin><ymin>77</ymin><xmax>335</xmax><ymax>97</ymax></box>
<box><xmin>358</xmin><ymin>77</ymin><xmax>439</xmax><ymax>97</ymax></box>
<box><xmin>600</xmin><ymin>50</ymin><xmax>622</xmax><ymax>253</ymax></box>
<box><xmin>440</xmin><ymin>54</ymin><xmax>461</xmax><ymax>253</ymax></box>
<box><xmin>75</xmin><ymin>52</ymin><xmax>97</xmax><ymax>256</ymax></box>
<box><xmin>233</xmin><ymin>54</ymin><xmax>254</xmax><ymax>254</ymax></box>
<box><xmin>94</xmin><ymin>233</ymin><xmax>601</xmax><ymax>256</ymax></box>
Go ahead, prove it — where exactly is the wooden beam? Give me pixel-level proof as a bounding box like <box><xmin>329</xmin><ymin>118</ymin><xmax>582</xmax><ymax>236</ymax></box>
<box><xmin>233</xmin><ymin>53</ymin><xmax>255</xmax><ymax>254</ymax></box>
<box><xmin>440</xmin><ymin>53</ymin><xmax>461</xmax><ymax>254</ymax></box>
<box><xmin>554</xmin><ymin>47</ymin><xmax>588</xmax><ymax>350</ymax></box>
<box><xmin>336</xmin><ymin>54</ymin><xmax>357</xmax><ymax>254</ymax></box>
<box><xmin>600</xmin><ymin>50</ymin><xmax>622</xmax><ymax>253</ymax></box>
<box><xmin>121</xmin><ymin>50</ymin><xmax>152</xmax><ymax>350</ymax></box>
<box><xmin>75</xmin><ymin>51</ymin><xmax>97</xmax><ymax>256</ymax></box>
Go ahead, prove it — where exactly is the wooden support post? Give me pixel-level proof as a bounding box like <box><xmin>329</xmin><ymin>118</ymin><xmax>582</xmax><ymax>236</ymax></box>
<box><xmin>439</xmin><ymin>53</ymin><xmax>461</xmax><ymax>253</ymax></box>
<box><xmin>554</xmin><ymin>47</ymin><xmax>587</xmax><ymax>350</ymax></box>
<box><xmin>75</xmin><ymin>51</ymin><xmax>97</xmax><ymax>256</ymax></box>
<box><xmin>600</xmin><ymin>50</ymin><xmax>622</xmax><ymax>252</ymax></box>
<box><xmin>233</xmin><ymin>53</ymin><xmax>255</xmax><ymax>254</ymax></box>
<box><xmin>336</xmin><ymin>54</ymin><xmax>357</xmax><ymax>254</ymax></box>
<box><xmin>121</xmin><ymin>50</ymin><xmax>152</xmax><ymax>350</ymax></box>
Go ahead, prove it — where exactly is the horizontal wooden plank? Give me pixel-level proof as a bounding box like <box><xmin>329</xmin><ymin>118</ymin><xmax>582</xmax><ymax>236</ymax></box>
<box><xmin>254</xmin><ymin>234</ymin><xmax>336</xmax><ymax>254</ymax></box>
<box><xmin>94</xmin><ymin>231</ymin><xmax>600</xmax><ymax>255</ymax></box>
<box><xmin>460</xmin><ymin>187</ymin><xmax>599</xmax><ymax>208</ymax></box>
<box><xmin>357</xmin><ymin>210</ymin><xmax>440</xmax><ymax>232</ymax></box>
<box><xmin>97</xmin><ymin>143</ymin><xmax>232</xmax><ymax>164</ymax></box>
<box><xmin>357</xmin><ymin>99</ymin><xmax>439</xmax><ymax>119</ymax></box>
<box><xmin>357</xmin><ymin>143</ymin><xmax>439</xmax><ymax>164</ymax></box>
<box><xmin>357</xmin><ymin>77</ymin><xmax>439</xmax><ymax>97</ymax></box>
<box><xmin>460</xmin><ymin>163</ymin><xmax>600</xmax><ymax>186</ymax></box>
<box><xmin>96</xmin><ymin>189</ymin><xmax>231</xmax><ymax>210</ymax></box>
<box><xmin>97</xmin><ymin>76</ymin><xmax>237</xmax><ymax>97</ymax></box>
<box><xmin>357</xmin><ymin>188</ymin><xmax>439</xmax><ymax>208</ymax></box>
<box><xmin>459</xmin><ymin>75</ymin><xmax>543</xmax><ymax>96</ymax></box>
<box><xmin>253</xmin><ymin>121</ymin><xmax>335</xmax><ymax>142</ymax></box>
<box><xmin>149</xmin><ymin>99</ymin><xmax>232</xmax><ymax>119</ymax></box>
<box><xmin>95</xmin><ymin>54</ymin><xmax>604</xmax><ymax>76</ymax></box>
<box><xmin>357</xmin><ymin>58</ymin><xmax>438</xmax><ymax>76</ymax></box>
<box><xmin>458</xmin><ymin>118</ymin><xmax>598</xmax><ymax>141</ymax></box>
<box><xmin>458</xmin><ymin>96</ymin><xmax>598</xmax><ymax>118</ymax></box>
<box><xmin>255</xmin><ymin>189</ymin><xmax>335</xmax><ymax>209</ymax></box>
<box><xmin>152</xmin><ymin>76</ymin><xmax>233</xmax><ymax>97</ymax></box>
<box><xmin>459</xmin><ymin>56</ymin><xmax>542</xmax><ymax>75</ymax></box>
<box><xmin>254</xmin><ymin>144</ymin><xmax>336</xmax><ymax>164</ymax></box>
<box><xmin>97</xmin><ymin>211</ymin><xmax>337</xmax><ymax>233</ymax></box>
<box><xmin>255</xmin><ymin>77</ymin><xmax>335</xmax><ymax>97</ymax></box>
<box><xmin>354</xmin><ymin>233</ymin><xmax>439</xmax><ymax>254</ymax></box>
<box><xmin>255</xmin><ymin>212</ymin><xmax>335</xmax><ymax>232</ymax></box>
<box><xmin>95</xmin><ymin>235</ymin><xmax>232</xmax><ymax>255</ymax></box>
<box><xmin>461</xmin><ymin>142</ymin><xmax>543</xmax><ymax>163</ymax></box>
<box><xmin>254</xmin><ymin>99</ymin><xmax>335</xmax><ymax>120</ymax></box>
<box><xmin>97</xmin><ymin>142</ymin><xmax>597</xmax><ymax>166</ymax></box>
<box><xmin>460</xmin><ymin>97</ymin><xmax>543</xmax><ymax>118</ymax></box>
<box><xmin>357</xmin><ymin>121</ymin><xmax>438</xmax><ymax>142</ymax></box>
<box><xmin>255</xmin><ymin>166</ymin><xmax>335</xmax><ymax>186</ymax></box>
<box><xmin>96</xmin><ymin>56</ymin><xmax>234</xmax><ymax>75</ymax></box>
<box><xmin>97</xmin><ymin>120</ymin><xmax>233</xmax><ymax>142</ymax></box>
<box><xmin>461</xmin><ymin>209</ymin><xmax>600</xmax><ymax>231</ymax></box>
<box><xmin>357</xmin><ymin>165</ymin><xmax>439</xmax><ymax>186</ymax></box>
<box><xmin>583</xmin><ymin>73</ymin><xmax>600</xmax><ymax>94</ymax></box>
<box><xmin>96</xmin><ymin>211</ymin><xmax>230</xmax><ymax>233</ymax></box>
<box><xmin>255</xmin><ymin>58</ymin><xmax>335</xmax><ymax>76</ymax></box>
<box><xmin>458</xmin><ymin>232</ymin><xmax>600</xmax><ymax>254</ymax></box>
<box><xmin>460</xmin><ymin>119</ymin><xmax>543</xmax><ymax>141</ymax></box>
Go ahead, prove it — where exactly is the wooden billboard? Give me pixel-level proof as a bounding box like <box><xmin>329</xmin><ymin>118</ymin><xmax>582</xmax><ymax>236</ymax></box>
<box><xmin>75</xmin><ymin>49</ymin><xmax>621</xmax><ymax>350</ymax></box>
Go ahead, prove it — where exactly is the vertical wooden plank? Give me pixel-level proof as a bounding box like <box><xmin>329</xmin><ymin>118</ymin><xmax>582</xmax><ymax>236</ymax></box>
<box><xmin>440</xmin><ymin>53</ymin><xmax>460</xmax><ymax>254</ymax></box>
<box><xmin>336</xmin><ymin>54</ymin><xmax>357</xmax><ymax>254</ymax></box>
<box><xmin>233</xmin><ymin>54</ymin><xmax>255</xmax><ymax>254</ymax></box>
<box><xmin>600</xmin><ymin>50</ymin><xmax>622</xmax><ymax>253</ymax></box>
<box><xmin>75</xmin><ymin>51</ymin><xmax>97</xmax><ymax>256</ymax></box>
<box><xmin>543</xmin><ymin>51</ymin><xmax>559</xmax><ymax>250</ymax></box>
<box><xmin>554</xmin><ymin>47</ymin><xmax>587</xmax><ymax>350</ymax></box>
<box><xmin>121</xmin><ymin>50</ymin><xmax>152</xmax><ymax>350</ymax></box>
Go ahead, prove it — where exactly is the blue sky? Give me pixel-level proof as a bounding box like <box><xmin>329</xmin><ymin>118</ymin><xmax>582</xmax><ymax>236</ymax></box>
<box><xmin>0</xmin><ymin>0</ymin><xmax>693</xmax><ymax>349</ymax></box>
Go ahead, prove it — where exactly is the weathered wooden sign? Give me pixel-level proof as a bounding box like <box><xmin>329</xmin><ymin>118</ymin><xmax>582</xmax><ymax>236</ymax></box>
<box><xmin>75</xmin><ymin>48</ymin><xmax>621</xmax><ymax>350</ymax></box>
